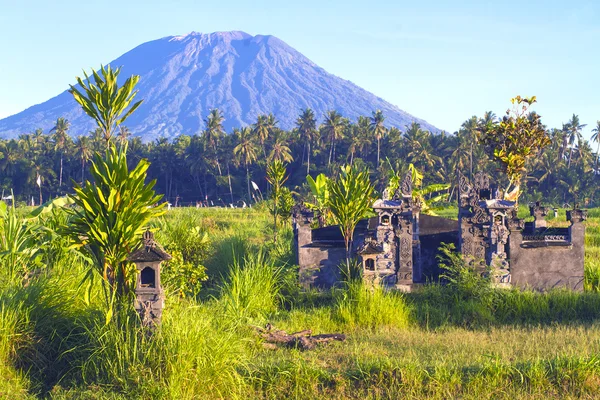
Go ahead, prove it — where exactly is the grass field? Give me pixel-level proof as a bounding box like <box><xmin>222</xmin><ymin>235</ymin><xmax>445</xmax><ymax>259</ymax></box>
<box><xmin>1</xmin><ymin>205</ymin><xmax>600</xmax><ymax>399</ymax></box>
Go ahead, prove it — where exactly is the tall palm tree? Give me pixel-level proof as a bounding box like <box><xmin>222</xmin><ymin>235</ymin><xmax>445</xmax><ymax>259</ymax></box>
<box><xmin>321</xmin><ymin>110</ymin><xmax>346</xmax><ymax>165</ymax></box>
<box><xmin>461</xmin><ymin>116</ymin><xmax>478</xmax><ymax>179</ymax></box>
<box><xmin>75</xmin><ymin>136</ymin><xmax>92</xmax><ymax>183</ymax></box>
<box><xmin>117</xmin><ymin>125</ymin><xmax>131</xmax><ymax>149</ymax></box>
<box><xmin>370</xmin><ymin>110</ymin><xmax>387</xmax><ymax>166</ymax></box>
<box><xmin>49</xmin><ymin>117</ymin><xmax>70</xmax><ymax>189</ymax></box>
<box><xmin>565</xmin><ymin>114</ymin><xmax>586</xmax><ymax>169</ymax></box>
<box><xmin>269</xmin><ymin>130</ymin><xmax>293</xmax><ymax>163</ymax></box>
<box><xmin>590</xmin><ymin>120</ymin><xmax>600</xmax><ymax>172</ymax></box>
<box><xmin>296</xmin><ymin>108</ymin><xmax>317</xmax><ymax>174</ymax></box>
<box><xmin>204</xmin><ymin>109</ymin><xmax>224</xmax><ymax>175</ymax></box>
<box><xmin>233</xmin><ymin>127</ymin><xmax>259</xmax><ymax>202</ymax></box>
<box><xmin>253</xmin><ymin>114</ymin><xmax>277</xmax><ymax>158</ymax></box>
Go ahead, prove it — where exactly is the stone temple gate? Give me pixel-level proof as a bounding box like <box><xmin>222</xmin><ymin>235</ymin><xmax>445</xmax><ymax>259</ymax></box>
<box><xmin>293</xmin><ymin>171</ymin><xmax>587</xmax><ymax>291</ymax></box>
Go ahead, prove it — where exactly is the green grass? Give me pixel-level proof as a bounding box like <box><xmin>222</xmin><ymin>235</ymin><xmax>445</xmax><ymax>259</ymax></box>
<box><xmin>2</xmin><ymin>206</ymin><xmax>600</xmax><ymax>399</ymax></box>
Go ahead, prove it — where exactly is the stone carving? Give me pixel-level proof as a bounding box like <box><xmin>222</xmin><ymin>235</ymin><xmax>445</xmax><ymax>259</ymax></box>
<box><xmin>567</xmin><ymin>209</ymin><xmax>588</xmax><ymax>224</ymax></box>
<box><xmin>473</xmin><ymin>171</ymin><xmax>490</xmax><ymax>191</ymax></box>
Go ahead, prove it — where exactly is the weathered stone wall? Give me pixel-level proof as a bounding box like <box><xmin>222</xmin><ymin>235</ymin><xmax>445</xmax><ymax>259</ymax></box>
<box><xmin>509</xmin><ymin>217</ymin><xmax>585</xmax><ymax>291</ymax></box>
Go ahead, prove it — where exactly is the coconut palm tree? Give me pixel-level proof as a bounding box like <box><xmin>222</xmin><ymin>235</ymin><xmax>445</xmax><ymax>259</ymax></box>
<box><xmin>204</xmin><ymin>109</ymin><xmax>224</xmax><ymax>176</ymax></box>
<box><xmin>565</xmin><ymin>114</ymin><xmax>586</xmax><ymax>169</ymax></box>
<box><xmin>296</xmin><ymin>108</ymin><xmax>317</xmax><ymax>174</ymax></box>
<box><xmin>233</xmin><ymin>127</ymin><xmax>259</xmax><ymax>202</ymax></box>
<box><xmin>591</xmin><ymin>121</ymin><xmax>600</xmax><ymax>172</ymax></box>
<box><xmin>117</xmin><ymin>125</ymin><xmax>131</xmax><ymax>149</ymax></box>
<box><xmin>269</xmin><ymin>130</ymin><xmax>293</xmax><ymax>163</ymax></box>
<box><xmin>370</xmin><ymin>110</ymin><xmax>387</xmax><ymax>166</ymax></box>
<box><xmin>321</xmin><ymin>110</ymin><xmax>346</xmax><ymax>166</ymax></box>
<box><xmin>253</xmin><ymin>114</ymin><xmax>277</xmax><ymax>158</ymax></box>
<box><xmin>75</xmin><ymin>136</ymin><xmax>92</xmax><ymax>183</ymax></box>
<box><xmin>461</xmin><ymin>116</ymin><xmax>478</xmax><ymax>179</ymax></box>
<box><xmin>49</xmin><ymin>117</ymin><xmax>70</xmax><ymax>189</ymax></box>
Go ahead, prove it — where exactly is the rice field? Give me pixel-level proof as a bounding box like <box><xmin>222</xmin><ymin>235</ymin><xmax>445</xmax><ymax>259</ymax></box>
<box><xmin>1</xmin><ymin>205</ymin><xmax>600</xmax><ymax>399</ymax></box>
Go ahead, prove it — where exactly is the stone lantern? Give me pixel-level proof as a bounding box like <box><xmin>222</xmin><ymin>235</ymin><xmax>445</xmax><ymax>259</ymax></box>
<box><xmin>127</xmin><ymin>230</ymin><xmax>171</xmax><ymax>327</ymax></box>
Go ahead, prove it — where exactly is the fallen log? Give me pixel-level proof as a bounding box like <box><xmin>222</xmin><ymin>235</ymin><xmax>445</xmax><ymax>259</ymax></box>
<box><xmin>256</xmin><ymin>324</ymin><xmax>346</xmax><ymax>350</ymax></box>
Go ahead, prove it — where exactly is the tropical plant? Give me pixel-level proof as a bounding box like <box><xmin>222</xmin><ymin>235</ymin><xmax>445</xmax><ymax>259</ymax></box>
<box><xmin>69</xmin><ymin>65</ymin><xmax>142</xmax><ymax>142</ymax></box>
<box><xmin>233</xmin><ymin>127</ymin><xmax>259</xmax><ymax>203</ymax></box>
<box><xmin>327</xmin><ymin>165</ymin><xmax>375</xmax><ymax>277</ymax></box>
<box><xmin>296</xmin><ymin>108</ymin><xmax>317</xmax><ymax>174</ymax></box>
<box><xmin>591</xmin><ymin>120</ymin><xmax>600</xmax><ymax>172</ymax></box>
<box><xmin>370</xmin><ymin>110</ymin><xmax>387</xmax><ymax>166</ymax></box>
<box><xmin>266</xmin><ymin>160</ymin><xmax>288</xmax><ymax>243</ymax></box>
<box><xmin>49</xmin><ymin>117</ymin><xmax>70</xmax><ymax>189</ymax></box>
<box><xmin>477</xmin><ymin>96</ymin><xmax>551</xmax><ymax>202</ymax></box>
<box><xmin>305</xmin><ymin>173</ymin><xmax>331</xmax><ymax>228</ymax></box>
<box><xmin>321</xmin><ymin>110</ymin><xmax>346</xmax><ymax>165</ymax></box>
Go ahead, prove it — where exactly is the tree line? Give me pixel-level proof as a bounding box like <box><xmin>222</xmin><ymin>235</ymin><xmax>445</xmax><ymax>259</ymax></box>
<box><xmin>1</xmin><ymin>108</ymin><xmax>599</xmax><ymax>206</ymax></box>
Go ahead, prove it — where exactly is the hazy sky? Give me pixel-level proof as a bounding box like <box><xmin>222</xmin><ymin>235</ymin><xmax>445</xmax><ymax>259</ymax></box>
<box><xmin>0</xmin><ymin>0</ymin><xmax>598</xmax><ymax>138</ymax></box>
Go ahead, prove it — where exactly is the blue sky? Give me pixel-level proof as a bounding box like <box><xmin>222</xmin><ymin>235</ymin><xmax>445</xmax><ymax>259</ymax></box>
<box><xmin>0</xmin><ymin>0</ymin><xmax>598</xmax><ymax>138</ymax></box>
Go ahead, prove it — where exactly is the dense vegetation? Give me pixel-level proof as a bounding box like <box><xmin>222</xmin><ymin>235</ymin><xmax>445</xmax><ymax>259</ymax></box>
<box><xmin>2</xmin><ymin>206</ymin><xmax>600</xmax><ymax>399</ymax></box>
<box><xmin>1</xmin><ymin>107</ymin><xmax>599</xmax><ymax>207</ymax></box>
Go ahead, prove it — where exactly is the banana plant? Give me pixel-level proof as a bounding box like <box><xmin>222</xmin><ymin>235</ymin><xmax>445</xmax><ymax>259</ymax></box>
<box><xmin>386</xmin><ymin>160</ymin><xmax>450</xmax><ymax>215</ymax></box>
<box><xmin>305</xmin><ymin>173</ymin><xmax>331</xmax><ymax>227</ymax></box>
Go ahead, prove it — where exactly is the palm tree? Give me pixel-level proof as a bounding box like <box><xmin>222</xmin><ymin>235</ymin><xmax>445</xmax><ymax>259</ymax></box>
<box><xmin>370</xmin><ymin>110</ymin><xmax>387</xmax><ymax>166</ymax></box>
<box><xmin>204</xmin><ymin>109</ymin><xmax>224</xmax><ymax>175</ymax></box>
<box><xmin>296</xmin><ymin>109</ymin><xmax>317</xmax><ymax>174</ymax></box>
<box><xmin>75</xmin><ymin>136</ymin><xmax>92</xmax><ymax>183</ymax></box>
<box><xmin>591</xmin><ymin>121</ymin><xmax>600</xmax><ymax>172</ymax></box>
<box><xmin>117</xmin><ymin>125</ymin><xmax>131</xmax><ymax>149</ymax></box>
<box><xmin>461</xmin><ymin>116</ymin><xmax>478</xmax><ymax>179</ymax></box>
<box><xmin>565</xmin><ymin>114</ymin><xmax>586</xmax><ymax>169</ymax></box>
<box><xmin>404</xmin><ymin>122</ymin><xmax>440</xmax><ymax>171</ymax></box>
<box><xmin>253</xmin><ymin>114</ymin><xmax>277</xmax><ymax>158</ymax></box>
<box><xmin>321</xmin><ymin>110</ymin><xmax>346</xmax><ymax>165</ymax></box>
<box><xmin>49</xmin><ymin>117</ymin><xmax>70</xmax><ymax>189</ymax></box>
<box><xmin>269</xmin><ymin>130</ymin><xmax>293</xmax><ymax>163</ymax></box>
<box><xmin>348</xmin><ymin>117</ymin><xmax>372</xmax><ymax>165</ymax></box>
<box><xmin>233</xmin><ymin>127</ymin><xmax>259</xmax><ymax>202</ymax></box>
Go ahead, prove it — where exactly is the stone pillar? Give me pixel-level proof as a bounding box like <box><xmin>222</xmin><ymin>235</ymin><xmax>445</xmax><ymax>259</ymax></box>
<box><xmin>567</xmin><ymin>208</ymin><xmax>587</xmax><ymax>263</ymax></box>
<box><xmin>530</xmin><ymin>202</ymin><xmax>549</xmax><ymax>230</ymax></box>
<box><xmin>395</xmin><ymin>211</ymin><xmax>413</xmax><ymax>286</ymax></box>
<box><xmin>457</xmin><ymin>172</ymin><xmax>488</xmax><ymax>270</ymax></box>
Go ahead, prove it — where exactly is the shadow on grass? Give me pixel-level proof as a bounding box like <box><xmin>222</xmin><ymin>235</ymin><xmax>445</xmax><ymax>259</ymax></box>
<box><xmin>408</xmin><ymin>285</ymin><xmax>600</xmax><ymax>329</ymax></box>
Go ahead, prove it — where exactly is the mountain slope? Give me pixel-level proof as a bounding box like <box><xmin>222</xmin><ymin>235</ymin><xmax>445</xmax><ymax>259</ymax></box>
<box><xmin>0</xmin><ymin>31</ymin><xmax>439</xmax><ymax>140</ymax></box>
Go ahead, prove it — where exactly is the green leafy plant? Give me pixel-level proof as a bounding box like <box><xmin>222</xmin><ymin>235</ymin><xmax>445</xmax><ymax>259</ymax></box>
<box><xmin>327</xmin><ymin>165</ymin><xmax>375</xmax><ymax>278</ymax></box>
<box><xmin>386</xmin><ymin>161</ymin><xmax>449</xmax><ymax>215</ymax></box>
<box><xmin>305</xmin><ymin>173</ymin><xmax>331</xmax><ymax>228</ymax></box>
<box><xmin>266</xmin><ymin>160</ymin><xmax>288</xmax><ymax>243</ymax></box>
<box><xmin>69</xmin><ymin>65</ymin><xmax>143</xmax><ymax>142</ymax></box>
<box><xmin>67</xmin><ymin>147</ymin><xmax>164</xmax><ymax>320</ymax></box>
<box><xmin>477</xmin><ymin>96</ymin><xmax>551</xmax><ymax>201</ymax></box>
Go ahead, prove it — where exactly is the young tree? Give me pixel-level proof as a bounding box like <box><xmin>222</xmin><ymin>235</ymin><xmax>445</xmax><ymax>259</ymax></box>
<box><xmin>305</xmin><ymin>173</ymin><xmax>331</xmax><ymax>228</ymax></box>
<box><xmin>327</xmin><ymin>165</ymin><xmax>375</xmax><ymax>278</ymax></box>
<box><xmin>67</xmin><ymin>65</ymin><xmax>163</xmax><ymax>323</ymax></box>
<box><xmin>69</xmin><ymin>65</ymin><xmax>142</xmax><ymax>142</ymax></box>
<box><xmin>266</xmin><ymin>160</ymin><xmax>288</xmax><ymax>243</ymax></box>
<box><xmin>477</xmin><ymin>96</ymin><xmax>551</xmax><ymax>202</ymax></box>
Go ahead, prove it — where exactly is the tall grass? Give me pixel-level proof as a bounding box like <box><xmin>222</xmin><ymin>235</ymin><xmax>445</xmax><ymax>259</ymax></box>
<box><xmin>220</xmin><ymin>250</ymin><xmax>283</xmax><ymax>324</ymax></box>
<box><xmin>334</xmin><ymin>281</ymin><xmax>411</xmax><ymax>330</ymax></box>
